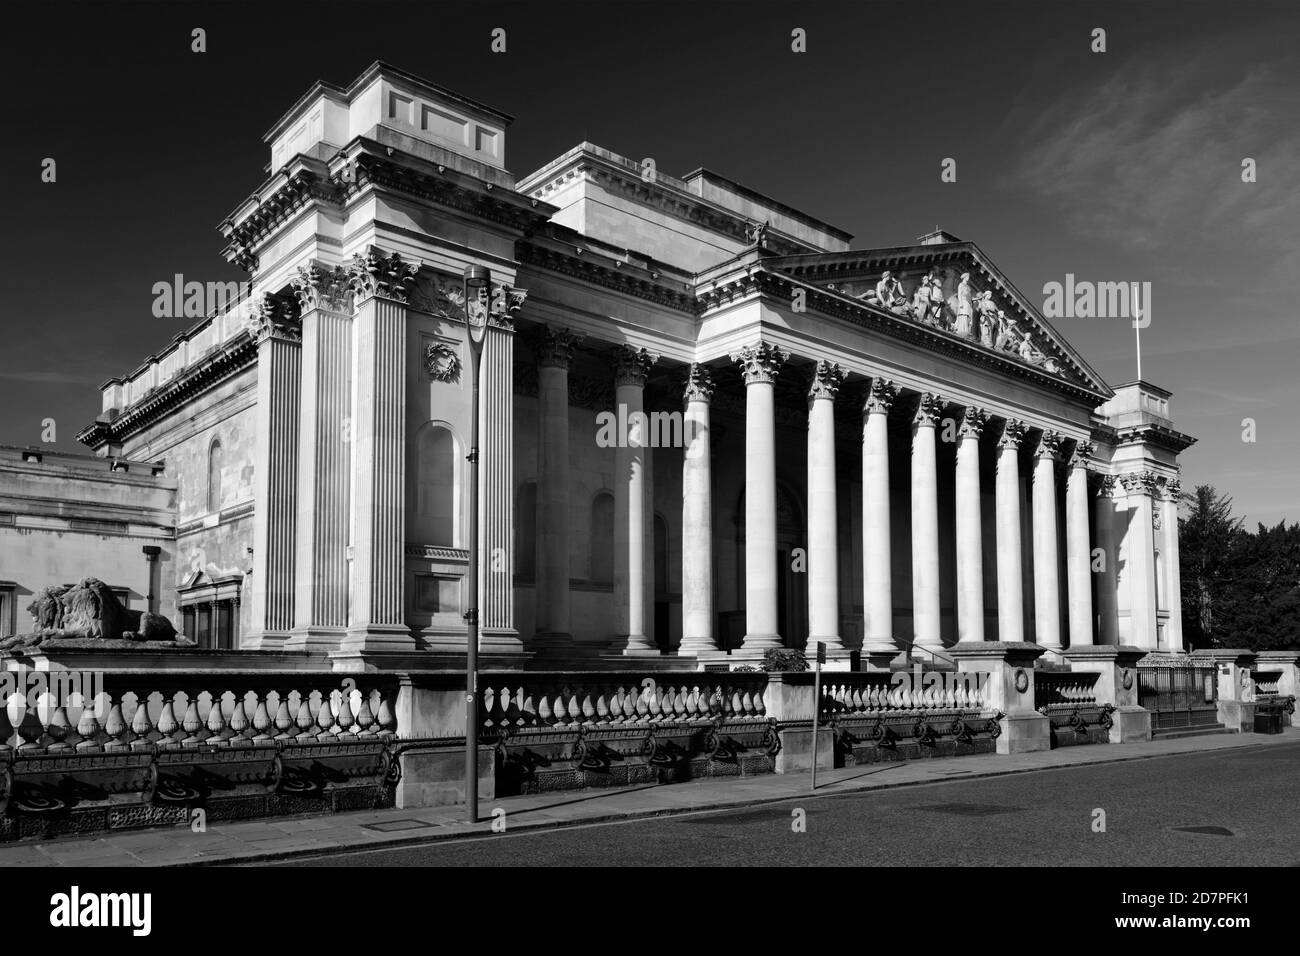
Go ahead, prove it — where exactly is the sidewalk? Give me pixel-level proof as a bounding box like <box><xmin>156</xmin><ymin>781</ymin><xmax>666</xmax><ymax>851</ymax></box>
<box><xmin>3</xmin><ymin>729</ymin><xmax>1296</xmax><ymax>867</ymax></box>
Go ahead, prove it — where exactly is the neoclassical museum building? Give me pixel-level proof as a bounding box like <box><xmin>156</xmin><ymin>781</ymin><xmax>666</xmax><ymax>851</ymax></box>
<box><xmin>71</xmin><ymin>61</ymin><xmax>1192</xmax><ymax>671</ymax></box>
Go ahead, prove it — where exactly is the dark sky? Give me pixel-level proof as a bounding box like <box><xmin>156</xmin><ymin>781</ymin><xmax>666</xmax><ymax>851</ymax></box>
<box><xmin>3</xmin><ymin>0</ymin><xmax>1297</xmax><ymax>526</ymax></box>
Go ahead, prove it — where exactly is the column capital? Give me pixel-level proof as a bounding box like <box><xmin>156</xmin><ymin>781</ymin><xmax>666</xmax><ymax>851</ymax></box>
<box><xmin>246</xmin><ymin>293</ymin><xmax>302</xmax><ymax>345</ymax></box>
<box><xmin>536</xmin><ymin>326</ymin><xmax>583</xmax><ymax>370</ymax></box>
<box><xmin>347</xmin><ymin>247</ymin><xmax>420</xmax><ymax>305</ymax></box>
<box><xmin>1068</xmin><ymin>439</ymin><xmax>1095</xmax><ymax>469</ymax></box>
<box><xmin>912</xmin><ymin>392</ymin><xmax>946</xmax><ymax>428</ymax></box>
<box><xmin>1165</xmin><ymin>478</ymin><xmax>1183</xmax><ymax>500</ymax></box>
<box><xmin>997</xmin><ymin>418</ymin><xmax>1028</xmax><ymax>450</ymax></box>
<box><xmin>612</xmin><ymin>345</ymin><xmax>659</xmax><ymax>388</ymax></box>
<box><xmin>730</xmin><ymin>341</ymin><xmax>789</xmax><ymax>385</ymax></box>
<box><xmin>806</xmin><ymin>360</ymin><xmax>845</xmax><ymax>402</ymax></box>
<box><xmin>1120</xmin><ymin>470</ymin><xmax>1160</xmax><ymax>496</ymax></box>
<box><xmin>862</xmin><ymin>377</ymin><xmax>898</xmax><ymax>416</ymax></box>
<box><xmin>1094</xmin><ymin>474</ymin><xmax>1118</xmax><ymax>498</ymax></box>
<box><xmin>683</xmin><ymin>363</ymin><xmax>715</xmax><ymax>404</ymax></box>
<box><xmin>957</xmin><ymin>406</ymin><xmax>988</xmax><ymax>439</ymax></box>
<box><xmin>291</xmin><ymin>261</ymin><xmax>353</xmax><ymax>313</ymax></box>
<box><xmin>1032</xmin><ymin>429</ymin><xmax>1064</xmax><ymax>463</ymax></box>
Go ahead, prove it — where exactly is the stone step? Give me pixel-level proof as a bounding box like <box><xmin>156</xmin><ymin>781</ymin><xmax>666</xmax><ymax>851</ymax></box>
<box><xmin>1151</xmin><ymin>725</ymin><xmax>1235</xmax><ymax>740</ymax></box>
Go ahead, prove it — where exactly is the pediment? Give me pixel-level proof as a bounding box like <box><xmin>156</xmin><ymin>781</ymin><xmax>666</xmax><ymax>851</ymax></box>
<box><xmin>765</xmin><ymin>241</ymin><xmax>1112</xmax><ymax>399</ymax></box>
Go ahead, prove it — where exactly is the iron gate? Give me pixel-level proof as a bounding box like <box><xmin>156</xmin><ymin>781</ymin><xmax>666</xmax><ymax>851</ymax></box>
<box><xmin>1137</xmin><ymin>657</ymin><xmax>1220</xmax><ymax>731</ymax></box>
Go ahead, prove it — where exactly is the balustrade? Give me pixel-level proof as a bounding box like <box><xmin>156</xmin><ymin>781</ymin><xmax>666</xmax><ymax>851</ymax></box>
<box><xmin>480</xmin><ymin>673</ymin><xmax>769</xmax><ymax>733</ymax></box>
<box><xmin>0</xmin><ymin>673</ymin><xmax>397</xmax><ymax>754</ymax></box>
<box><xmin>821</xmin><ymin>672</ymin><xmax>991</xmax><ymax>718</ymax></box>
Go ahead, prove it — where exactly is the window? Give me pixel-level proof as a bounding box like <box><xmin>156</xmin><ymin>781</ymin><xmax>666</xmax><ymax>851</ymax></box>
<box><xmin>412</xmin><ymin>423</ymin><xmax>459</xmax><ymax>546</ymax></box>
<box><xmin>515</xmin><ymin>482</ymin><xmax>537</xmax><ymax>580</ymax></box>
<box><xmin>207</xmin><ymin>439</ymin><xmax>224</xmax><ymax>513</ymax></box>
<box><xmin>0</xmin><ymin>582</ymin><xmax>15</xmax><ymax>639</ymax></box>
<box><xmin>590</xmin><ymin>493</ymin><xmax>614</xmax><ymax>584</ymax></box>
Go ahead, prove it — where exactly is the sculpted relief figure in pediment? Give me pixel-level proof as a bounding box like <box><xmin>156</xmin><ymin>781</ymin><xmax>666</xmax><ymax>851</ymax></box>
<box><xmin>829</xmin><ymin>265</ymin><xmax>1067</xmax><ymax>378</ymax></box>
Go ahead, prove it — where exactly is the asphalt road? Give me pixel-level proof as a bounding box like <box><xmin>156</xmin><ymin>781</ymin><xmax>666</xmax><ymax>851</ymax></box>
<box><xmin>271</xmin><ymin>741</ymin><xmax>1300</xmax><ymax>866</ymax></box>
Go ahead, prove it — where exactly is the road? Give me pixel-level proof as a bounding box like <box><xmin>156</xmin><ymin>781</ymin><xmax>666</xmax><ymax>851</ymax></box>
<box><xmin>270</xmin><ymin>740</ymin><xmax>1300</xmax><ymax>866</ymax></box>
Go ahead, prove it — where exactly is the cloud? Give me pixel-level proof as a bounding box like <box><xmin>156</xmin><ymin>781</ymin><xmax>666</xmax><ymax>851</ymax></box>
<box><xmin>1005</xmin><ymin>33</ymin><xmax>1300</xmax><ymax>260</ymax></box>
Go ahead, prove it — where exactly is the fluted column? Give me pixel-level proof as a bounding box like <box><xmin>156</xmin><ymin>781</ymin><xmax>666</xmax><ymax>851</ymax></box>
<box><xmin>910</xmin><ymin>393</ymin><xmax>944</xmax><ymax>652</ymax></box>
<box><xmin>343</xmin><ymin>249</ymin><xmax>419</xmax><ymax>657</ymax></box>
<box><xmin>806</xmin><ymin>361</ymin><xmax>844</xmax><ymax>652</ymax></box>
<box><xmin>288</xmin><ymin>262</ymin><xmax>353</xmax><ymax>650</ymax></box>
<box><xmin>1032</xmin><ymin>430</ymin><xmax>1063</xmax><ymax>650</ymax></box>
<box><xmin>610</xmin><ymin>345</ymin><xmax>658</xmax><ymax>654</ymax></box>
<box><xmin>245</xmin><ymin>294</ymin><xmax>301</xmax><ymax>649</ymax></box>
<box><xmin>731</xmin><ymin>341</ymin><xmax>788</xmax><ymax>650</ymax></box>
<box><xmin>534</xmin><ymin>326</ymin><xmax>582</xmax><ymax>649</ymax></box>
<box><xmin>1122</xmin><ymin>471</ymin><xmax>1159</xmax><ymax>649</ymax></box>
<box><xmin>1065</xmin><ymin>441</ymin><xmax>1095</xmax><ymax>648</ymax></box>
<box><xmin>680</xmin><ymin>365</ymin><xmax>716</xmax><ymax>654</ymax></box>
<box><xmin>481</xmin><ymin>314</ymin><xmax>518</xmax><ymax>648</ymax></box>
<box><xmin>862</xmin><ymin>379</ymin><xmax>897</xmax><ymax>654</ymax></box>
<box><xmin>1162</xmin><ymin>478</ymin><xmax>1185</xmax><ymax>651</ymax></box>
<box><xmin>995</xmin><ymin>419</ymin><xmax>1027</xmax><ymax>643</ymax></box>
<box><xmin>955</xmin><ymin>407</ymin><xmax>987</xmax><ymax>643</ymax></box>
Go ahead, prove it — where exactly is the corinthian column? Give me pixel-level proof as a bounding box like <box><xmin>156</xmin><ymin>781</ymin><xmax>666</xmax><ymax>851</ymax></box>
<box><xmin>246</xmin><ymin>294</ymin><xmax>301</xmax><ymax>649</ymax></box>
<box><xmin>1122</xmin><ymin>471</ymin><xmax>1159</xmax><ymax>650</ymax></box>
<box><xmin>1162</xmin><ymin>478</ymin><xmax>1185</xmax><ymax>651</ymax></box>
<box><xmin>862</xmin><ymin>378</ymin><xmax>897</xmax><ymax>654</ymax></box>
<box><xmin>806</xmin><ymin>361</ymin><xmax>844</xmax><ymax>653</ymax></box>
<box><xmin>679</xmin><ymin>364</ymin><xmax>716</xmax><ymax>655</ymax></box>
<box><xmin>730</xmin><ymin>341</ymin><xmax>789</xmax><ymax>650</ymax></box>
<box><xmin>343</xmin><ymin>248</ymin><xmax>420</xmax><ymax>659</ymax></box>
<box><xmin>610</xmin><ymin>345</ymin><xmax>658</xmax><ymax>654</ymax></box>
<box><xmin>1032</xmin><ymin>430</ymin><xmax>1064</xmax><ymax>650</ymax></box>
<box><xmin>1065</xmin><ymin>441</ymin><xmax>1095</xmax><ymax>648</ymax></box>
<box><xmin>995</xmin><ymin>419</ymin><xmax>1027</xmax><ymax>643</ymax></box>
<box><xmin>288</xmin><ymin>262</ymin><xmax>353</xmax><ymax>651</ymax></box>
<box><xmin>955</xmin><ymin>407</ymin><xmax>987</xmax><ymax>643</ymax></box>
<box><xmin>535</xmin><ymin>326</ymin><xmax>582</xmax><ymax>650</ymax></box>
<box><xmin>911</xmin><ymin>392</ymin><xmax>944</xmax><ymax>652</ymax></box>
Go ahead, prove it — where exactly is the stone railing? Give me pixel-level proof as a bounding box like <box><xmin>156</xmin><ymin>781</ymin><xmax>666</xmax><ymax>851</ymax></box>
<box><xmin>1035</xmin><ymin>671</ymin><xmax>1100</xmax><ymax>709</ymax></box>
<box><xmin>0</xmin><ymin>669</ymin><xmax>403</xmax><ymax>841</ymax></box>
<box><xmin>480</xmin><ymin>672</ymin><xmax>770</xmax><ymax>734</ymax></box>
<box><xmin>1253</xmin><ymin>671</ymin><xmax>1281</xmax><ymax>696</ymax></box>
<box><xmin>0</xmin><ymin>673</ymin><xmax>398</xmax><ymax>753</ymax></box>
<box><xmin>821</xmin><ymin>672</ymin><xmax>992</xmax><ymax>718</ymax></box>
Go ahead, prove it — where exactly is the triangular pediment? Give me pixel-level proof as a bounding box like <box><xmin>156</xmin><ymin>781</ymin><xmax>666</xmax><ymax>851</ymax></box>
<box><xmin>763</xmin><ymin>239</ymin><xmax>1112</xmax><ymax>399</ymax></box>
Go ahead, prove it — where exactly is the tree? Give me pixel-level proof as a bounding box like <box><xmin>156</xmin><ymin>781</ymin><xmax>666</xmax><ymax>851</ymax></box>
<box><xmin>1177</xmin><ymin>485</ymin><xmax>1243</xmax><ymax>650</ymax></box>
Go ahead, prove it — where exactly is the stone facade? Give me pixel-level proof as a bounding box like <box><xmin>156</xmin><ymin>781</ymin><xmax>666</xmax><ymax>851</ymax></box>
<box><xmin>0</xmin><ymin>446</ymin><xmax>176</xmax><ymax>635</ymax></box>
<box><xmin>74</xmin><ymin>61</ymin><xmax>1195</xmax><ymax>668</ymax></box>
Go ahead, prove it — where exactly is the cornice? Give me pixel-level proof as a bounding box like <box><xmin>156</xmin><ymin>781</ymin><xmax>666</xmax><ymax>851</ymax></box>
<box><xmin>1115</xmin><ymin>422</ymin><xmax>1198</xmax><ymax>454</ymax></box>
<box><xmin>78</xmin><ymin>334</ymin><xmax>258</xmax><ymax>451</ymax></box>
<box><xmin>517</xmin><ymin>238</ymin><xmax>697</xmax><ymax>314</ymax></box>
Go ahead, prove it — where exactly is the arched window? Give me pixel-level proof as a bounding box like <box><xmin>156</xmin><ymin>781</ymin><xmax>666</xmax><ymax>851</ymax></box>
<box><xmin>413</xmin><ymin>424</ymin><xmax>458</xmax><ymax>546</ymax></box>
<box><xmin>515</xmin><ymin>482</ymin><xmax>537</xmax><ymax>579</ymax></box>
<box><xmin>590</xmin><ymin>492</ymin><xmax>614</xmax><ymax>584</ymax></box>
<box><xmin>207</xmin><ymin>439</ymin><xmax>223</xmax><ymax>513</ymax></box>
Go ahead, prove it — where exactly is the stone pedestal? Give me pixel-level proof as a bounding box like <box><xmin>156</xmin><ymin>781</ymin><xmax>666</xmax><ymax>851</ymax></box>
<box><xmin>950</xmin><ymin>641</ymin><xmax>1050</xmax><ymax>753</ymax></box>
<box><xmin>1064</xmin><ymin>644</ymin><xmax>1151</xmax><ymax>742</ymax></box>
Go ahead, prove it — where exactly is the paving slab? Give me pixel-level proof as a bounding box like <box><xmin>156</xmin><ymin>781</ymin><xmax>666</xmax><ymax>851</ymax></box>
<box><xmin>0</xmin><ymin>729</ymin><xmax>1294</xmax><ymax>867</ymax></box>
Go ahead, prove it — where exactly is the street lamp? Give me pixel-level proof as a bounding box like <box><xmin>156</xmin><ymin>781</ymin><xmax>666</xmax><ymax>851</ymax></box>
<box><xmin>462</xmin><ymin>264</ymin><xmax>490</xmax><ymax>824</ymax></box>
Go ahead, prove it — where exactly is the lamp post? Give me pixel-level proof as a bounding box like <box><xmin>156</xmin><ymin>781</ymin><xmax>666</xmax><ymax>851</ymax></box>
<box><xmin>462</xmin><ymin>264</ymin><xmax>490</xmax><ymax>824</ymax></box>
